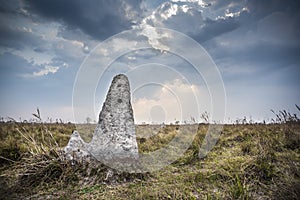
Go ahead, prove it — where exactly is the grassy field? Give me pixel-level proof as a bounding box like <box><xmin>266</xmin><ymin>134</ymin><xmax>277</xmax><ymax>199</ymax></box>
<box><xmin>0</xmin><ymin>118</ymin><xmax>299</xmax><ymax>199</ymax></box>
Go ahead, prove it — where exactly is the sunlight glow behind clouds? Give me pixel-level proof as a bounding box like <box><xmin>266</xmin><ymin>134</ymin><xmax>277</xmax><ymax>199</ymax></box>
<box><xmin>132</xmin><ymin>78</ymin><xmax>209</xmax><ymax>124</ymax></box>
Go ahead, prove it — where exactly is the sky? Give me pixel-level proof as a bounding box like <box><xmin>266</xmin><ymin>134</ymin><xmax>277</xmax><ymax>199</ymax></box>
<box><xmin>0</xmin><ymin>0</ymin><xmax>299</xmax><ymax>124</ymax></box>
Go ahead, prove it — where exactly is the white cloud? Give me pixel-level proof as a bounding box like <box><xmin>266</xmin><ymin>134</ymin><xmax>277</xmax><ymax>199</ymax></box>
<box><xmin>83</xmin><ymin>44</ymin><xmax>90</xmax><ymax>53</ymax></box>
<box><xmin>132</xmin><ymin>2</ymin><xmax>201</xmax><ymax>52</ymax></box>
<box><xmin>121</xmin><ymin>0</ymin><xmax>141</xmax><ymax>23</ymax></box>
<box><xmin>14</xmin><ymin>48</ymin><xmax>54</xmax><ymax>66</ymax></box>
<box><xmin>9</xmin><ymin>20</ymin><xmax>96</xmax><ymax>79</ymax></box>
<box><xmin>127</xmin><ymin>56</ymin><xmax>136</xmax><ymax>60</ymax></box>
<box><xmin>224</xmin><ymin>7</ymin><xmax>248</xmax><ymax>18</ymax></box>
<box><xmin>137</xmin><ymin>1</ymin><xmax>205</xmax><ymax>38</ymax></box>
<box><xmin>71</xmin><ymin>40</ymin><xmax>84</xmax><ymax>47</ymax></box>
<box><xmin>33</xmin><ymin>65</ymin><xmax>59</xmax><ymax>77</ymax></box>
<box><xmin>170</xmin><ymin>0</ymin><xmax>208</xmax><ymax>7</ymax></box>
<box><xmin>17</xmin><ymin>26</ymin><xmax>33</xmax><ymax>33</ymax></box>
<box><xmin>62</xmin><ymin>62</ymin><xmax>69</xmax><ymax>68</ymax></box>
<box><xmin>138</xmin><ymin>25</ymin><xmax>171</xmax><ymax>51</ymax></box>
<box><xmin>160</xmin><ymin>3</ymin><xmax>179</xmax><ymax>20</ymax></box>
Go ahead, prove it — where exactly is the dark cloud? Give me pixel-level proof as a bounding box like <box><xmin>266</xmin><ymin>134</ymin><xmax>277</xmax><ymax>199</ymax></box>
<box><xmin>198</xmin><ymin>1</ymin><xmax>300</xmax><ymax>89</ymax></box>
<box><xmin>33</xmin><ymin>46</ymin><xmax>47</xmax><ymax>53</ymax></box>
<box><xmin>0</xmin><ymin>13</ymin><xmax>44</xmax><ymax>50</ymax></box>
<box><xmin>207</xmin><ymin>0</ymin><xmax>243</xmax><ymax>11</ymax></box>
<box><xmin>201</xmin><ymin>0</ymin><xmax>300</xmax><ymax>73</ymax></box>
<box><xmin>0</xmin><ymin>0</ymin><xmax>49</xmax><ymax>51</ymax></box>
<box><xmin>201</xmin><ymin>0</ymin><xmax>300</xmax><ymax>40</ymax></box>
<box><xmin>246</xmin><ymin>0</ymin><xmax>300</xmax><ymax>19</ymax></box>
<box><xmin>216</xmin><ymin>42</ymin><xmax>300</xmax><ymax>69</ymax></box>
<box><xmin>205</xmin><ymin>31</ymin><xmax>300</xmax><ymax>87</ymax></box>
<box><xmin>193</xmin><ymin>17</ymin><xmax>240</xmax><ymax>42</ymax></box>
<box><xmin>24</xmin><ymin>0</ymin><xmax>144</xmax><ymax>40</ymax></box>
<box><xmin>57</xmin><ymin>25</ymin><xmax>90</xmax><ymax>41</ymax></box>
<box><xmin>0</xmin><ymin>25</ymin><xmax>42</xmax><ymax>50</ymax></box>
<box><xmin>0</xmin><ymin>0</ymin><xmax>21</xmax><ymax>14</ymax></box>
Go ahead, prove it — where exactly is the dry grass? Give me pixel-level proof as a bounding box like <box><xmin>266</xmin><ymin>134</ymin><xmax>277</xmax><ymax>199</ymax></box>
<box><xmin>0</xmin><ymin>109</ymin><xmax>299</xmax><ymax>199</ymax></box>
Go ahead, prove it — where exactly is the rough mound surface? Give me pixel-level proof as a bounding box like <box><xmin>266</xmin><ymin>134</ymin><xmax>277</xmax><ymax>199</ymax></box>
<box><xmin>64</xmin><ymin>131</ymin><xmax>89</xmax><ymax>161</ymax></box>
<box><xmin>64</xmin><ymin>74</ymin><xmax>139</xmax><ymax>166</ymax></box>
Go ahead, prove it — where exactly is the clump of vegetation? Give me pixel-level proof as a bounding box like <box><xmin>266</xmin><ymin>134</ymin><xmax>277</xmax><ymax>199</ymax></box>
<box><xmin>0</xmin><ymin>107</ymin><xmax>299</xmax><ymax>199</ymax></box>
<box><xmin>0</xmin><ymin>109</ymin><xmax>149</xmax><ymax>199</ymax></box>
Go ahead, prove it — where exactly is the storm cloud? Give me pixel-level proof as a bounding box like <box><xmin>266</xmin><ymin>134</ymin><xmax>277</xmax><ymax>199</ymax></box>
<box><xmin>24</xmin><ymin>0</ymin><xmax>144</xmax><ymax>40</ymax></box>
